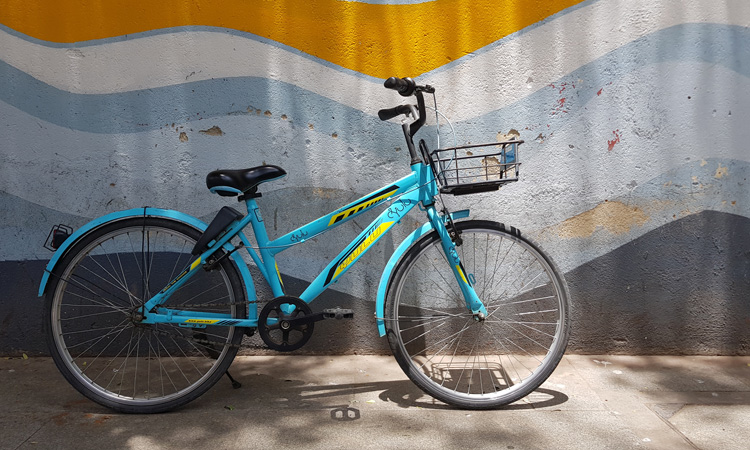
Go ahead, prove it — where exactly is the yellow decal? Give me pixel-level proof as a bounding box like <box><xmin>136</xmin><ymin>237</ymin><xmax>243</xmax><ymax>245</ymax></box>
<box><xmin>329</xmin><ymin>191</ymin><xmax>393</xmax><ymax>226</ymax></box>
<box><xmin>185</xmin><ymin>319</ymin><xmax>219</xmax><ymax>324</ymax></box>
<box><xmin>275</xmin><ymin>262</ymin><xmax>284</xmax><ymax>288</ymax></box>
<box><xmin>456</xmin><ymin>265</ymin><xmax>468</xmax><ymax>284</ymax></box>
<box><xmin>190</xmin><ymin>258</ymin><xmax>202</xmax><ymax>271</ymax></box>
<box><xmin>332</xmin><ymin>221</ymin><xmax>393</xmax><ymax>280</ymax></box>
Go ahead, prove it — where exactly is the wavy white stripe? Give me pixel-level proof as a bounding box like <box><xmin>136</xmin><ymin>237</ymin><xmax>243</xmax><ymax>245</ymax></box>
<box><xmin>423</xmin><ymin>0</ymin><xmax>750</xmax><ymax>119</ymax></box>
<box><xmin>1</xmin><ymin>0</ymin><xmax>747</xmax><ymax>121</ymax></box>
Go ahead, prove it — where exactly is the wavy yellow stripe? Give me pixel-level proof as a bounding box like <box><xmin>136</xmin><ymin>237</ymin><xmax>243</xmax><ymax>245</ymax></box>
<box><xmin>0</xmin><ymin>0</ymin><xmax>585</xmax><ymax>78</ymax></box>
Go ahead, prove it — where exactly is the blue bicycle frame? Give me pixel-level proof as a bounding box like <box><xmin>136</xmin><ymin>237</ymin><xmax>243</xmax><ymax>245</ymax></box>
<box><xmin>137</xmin><ymin>161</ymin><xmax>488</xmax><ymax>331</ymax></box>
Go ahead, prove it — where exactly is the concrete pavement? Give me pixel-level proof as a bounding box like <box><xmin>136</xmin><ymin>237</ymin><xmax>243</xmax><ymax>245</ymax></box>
<box><xmin>1</xmin><ymin>355</ymin><xmax>749</xmax><ymax>449</ymax></box>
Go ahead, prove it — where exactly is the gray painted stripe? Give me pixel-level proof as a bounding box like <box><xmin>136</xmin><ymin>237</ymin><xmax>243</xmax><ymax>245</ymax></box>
<box><xmin>0</xmin><ymin>23</ymin><xmax>747</xmax><ymax>136</ymax></box>
<box><xmin>0</xmin><ymin>24</ymin><xmax>750</xmax><ymax>133</ymax></box>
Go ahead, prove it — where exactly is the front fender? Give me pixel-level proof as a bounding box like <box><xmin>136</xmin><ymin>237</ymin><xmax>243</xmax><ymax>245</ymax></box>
<box><xmin>38</xmin><ymin>208</ymin><xmax>256</xmax><ymax>307</ymax></box>
<box><xmin>375</xmin><ymin>209</ymin><xmax>469</xmax><ymax>336</ymax></box>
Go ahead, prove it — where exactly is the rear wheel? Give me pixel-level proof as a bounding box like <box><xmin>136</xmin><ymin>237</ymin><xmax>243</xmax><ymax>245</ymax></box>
<box><xmin>44</xmin><ymin>217</ymin><xmax>246</xmax><ymax>413</ymax></box>
<box><xmin>385</xmin><ymin>220</ymin><xmax>569</xmax><ymax>408</ymax></box>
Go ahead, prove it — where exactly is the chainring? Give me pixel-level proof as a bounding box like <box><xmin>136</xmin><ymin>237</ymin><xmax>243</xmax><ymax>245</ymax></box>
<box><xmin>258</xmin><ymin>296</ymin><xmax>314</xmax><ymax>352</ymax></box>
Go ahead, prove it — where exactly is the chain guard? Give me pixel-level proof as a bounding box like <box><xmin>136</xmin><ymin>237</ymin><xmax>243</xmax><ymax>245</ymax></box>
<box><xmin>258</xmin><ymin>296</ymin><xmax>314</xmax><ymax>352</ymax></box>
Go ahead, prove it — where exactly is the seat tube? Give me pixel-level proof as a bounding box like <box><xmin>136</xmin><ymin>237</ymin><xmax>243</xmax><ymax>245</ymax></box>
<box><xmin>425</xmin><ymin>206</ymin><xmax>488</xmax><ymax>318</ymax></box>
<box><xmin>245</xmin><ymin>198</ymin><xmax>284</xmax><ymax>297</ymax></box>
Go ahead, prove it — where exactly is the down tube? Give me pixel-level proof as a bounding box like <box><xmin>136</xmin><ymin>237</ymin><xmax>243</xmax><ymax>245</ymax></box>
<box><xmin>299</xmin><ymin>189</ymin><xmax>421</xmax><ymax>303</ymax></box>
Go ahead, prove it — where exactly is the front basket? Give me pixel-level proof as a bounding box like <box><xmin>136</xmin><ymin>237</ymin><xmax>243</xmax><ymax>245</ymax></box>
<box><xmin>431</xmin><ymin>140</ymin><xmax>522</xmax><ymax>196</ymax></box>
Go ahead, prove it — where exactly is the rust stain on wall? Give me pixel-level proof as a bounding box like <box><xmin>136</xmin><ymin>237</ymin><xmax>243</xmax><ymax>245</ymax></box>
<box><xmin>556</xmin><ymin>201</ymin><xmax>648</xmax><ymax>238</ymax></box>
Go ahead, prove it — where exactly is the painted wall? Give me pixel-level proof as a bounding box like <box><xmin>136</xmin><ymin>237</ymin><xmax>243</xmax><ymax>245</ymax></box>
<box><xmin>1</xmin><ymin>0</ymin><xmax>748</xmax><ymax>355</ymax></box>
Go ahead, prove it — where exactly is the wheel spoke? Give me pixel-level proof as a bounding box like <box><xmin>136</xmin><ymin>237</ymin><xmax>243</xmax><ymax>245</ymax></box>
<box><xmin>386</xmin><ymin>222</ymin><xmax>569</xmax><ymax>408</ymax></box>
<box><xmin>47</xmin><ymin>218</ymin><xmax>243</xmax><ymax>412</ymax></box>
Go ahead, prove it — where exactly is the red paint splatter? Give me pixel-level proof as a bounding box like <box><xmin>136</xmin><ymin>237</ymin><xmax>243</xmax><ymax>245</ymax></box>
<box><xmin>549</xmin><ymin>82</ymin><xmax>571</xmax><ymax>94</ymax></box>
<box><xmin>597</xmin><ymin>88</ymin><xmax>603</xmax><ymax>96</ymax></box>
<box><xmin>552</xmin><ymin>97</ymin><xmax>569</xmax><ymax>115</ymax></box>
<box><xmin>607</xmin><ymin>130</ymin><xmax>621</xmax><ymax>151</ymax></box>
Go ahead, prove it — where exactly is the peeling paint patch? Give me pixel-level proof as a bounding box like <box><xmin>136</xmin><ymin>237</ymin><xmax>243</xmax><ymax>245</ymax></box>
<box><xmin>311</xmin><ymin>187</ymin><xmax>342</xmax><ymax>199</ymax></box>
<box><xmin>496</xmin><ymin>129</ymin><xmax>520</xmax><ymax>142</ymax></box>
<box><xmin>556</xmin><ymin>201</ymin><xmax>648</xmax><ymax>238</ymax></box>
<box><xmin>199</xmin><ymin>125</ymin><xmax>224</xmax><ymax>136</ymax></box>
<box><xmin>179</xmin><ymin>132</ymin><xmax>188</xmax><ymax>142</ymax></box>
<box><xmin>715</xmin><ymin>163</ymin><xmax>729</xmax><ymax>179</ymax></box>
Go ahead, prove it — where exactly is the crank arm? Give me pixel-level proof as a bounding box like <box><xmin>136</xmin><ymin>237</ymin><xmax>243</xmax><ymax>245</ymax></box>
<box><xmin>286</xmin><ymin>307</ymin><xmax>354</xmax><ymax>327</ymax></box>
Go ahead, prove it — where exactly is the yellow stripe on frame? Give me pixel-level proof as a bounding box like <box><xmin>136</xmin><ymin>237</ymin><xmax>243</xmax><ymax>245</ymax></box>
<box><xmin>190</xmin><ymin>258</ymin><xmax>202</xmax><ymax>271</ymax></box>
<box><xmin>275</xmin><ymin>262</ymin><xmax>284</xmax><ymax>288</ymax></box>
<box><xmin>332</xmin><ymin>221</ymin><xmax>394</xmax><ymax>281</ymax></box>
<box><xmin>0</xmin><ymin>0</ymin><xmax>586</xmax><ymax>78</ymax></box>
<box><xmin>456</xmin><ymin>265</ymin><xmax>468</xmax><ymax>284</ymax></box>
<box><xmin>328</xmin><ymin>190</ymin><xmax>395</xmax><ymax>226</ymax></box>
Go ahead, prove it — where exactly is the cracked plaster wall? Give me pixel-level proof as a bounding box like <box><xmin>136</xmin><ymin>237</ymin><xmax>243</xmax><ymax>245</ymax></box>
<box><xmin>0</xmin><ymin>0</ymin><xmax>748</xmax><ymax>355</ymax></box>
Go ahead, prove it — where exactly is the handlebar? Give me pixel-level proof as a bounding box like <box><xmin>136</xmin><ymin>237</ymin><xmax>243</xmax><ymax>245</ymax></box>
<box><xmin>383</xmin><ymin>76</ymin><xmax>435</xmax><ymax>97</ymax></box>
<box><xmin>384</xmin><ymin>76</ymin><xmax>416</xmax><ymax>97</ymax></box>
<box><xmin>378</xmin><ymin>76</ymin><xmax>435</xmax><ymax>165</ymax></box>
<box><xmin>377</xmin><ymin>104</ymin><xmax>413</xmax><ymax>121</ymax></box>
<box><xmin>378</xmin><ymin>76</ymin><xmax>434</xmax><ymax>125</ymax></box>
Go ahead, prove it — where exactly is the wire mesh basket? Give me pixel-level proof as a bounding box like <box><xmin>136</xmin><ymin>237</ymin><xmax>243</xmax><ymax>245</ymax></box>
<box><xmin>430</xmin><ymin>140</ymin><xmax>522</xmax><ymax>195</ymax></box>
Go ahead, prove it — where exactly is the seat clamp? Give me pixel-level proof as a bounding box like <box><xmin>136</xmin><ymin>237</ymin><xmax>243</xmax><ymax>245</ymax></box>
<box><xmin>238</xmin><ymin>192</ymin><xmax>262</xmax><ymax>201</ymax></box>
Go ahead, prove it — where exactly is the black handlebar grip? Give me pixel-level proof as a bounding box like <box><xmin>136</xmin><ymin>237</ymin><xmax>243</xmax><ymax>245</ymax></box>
<box><xmin>384</xmin><ymin>76</ymin><xmax>416</xmax><ymax>97</ymax></box>
<box><xmin>378</xmin><ymin>104</ymin><xmax>412</xmax><ymax>121</ymax></box>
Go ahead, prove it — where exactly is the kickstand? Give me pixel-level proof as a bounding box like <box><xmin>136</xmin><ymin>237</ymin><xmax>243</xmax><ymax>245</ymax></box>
<box><xmin>225</xmin><ymin>370</ymin><xmax>242</xmax><ymax>389</ymax></box>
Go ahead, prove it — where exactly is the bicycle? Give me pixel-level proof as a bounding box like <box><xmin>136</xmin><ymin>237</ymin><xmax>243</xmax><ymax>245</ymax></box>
<box><xmin>39</xmin><ymin>77</ymin><xmax>570</xmax><ymax>413</ymax></box>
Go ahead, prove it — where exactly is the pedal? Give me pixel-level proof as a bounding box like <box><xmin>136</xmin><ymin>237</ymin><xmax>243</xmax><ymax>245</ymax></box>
<box><xmin>323</xmin><ymin>307</ymin><xmax>353</xmax><ymax>320</ymax></box>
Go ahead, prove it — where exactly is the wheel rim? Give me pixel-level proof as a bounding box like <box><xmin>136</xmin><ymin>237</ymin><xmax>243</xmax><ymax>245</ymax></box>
<box><xmin>50</xmin><ymin>224</ymin><xmax>240</xmax><ymax>406</ymax></box>
<box><xmin>391</xmin><ymin>226</ymin><xmax>568</xmax><ymax>404</ymax></box>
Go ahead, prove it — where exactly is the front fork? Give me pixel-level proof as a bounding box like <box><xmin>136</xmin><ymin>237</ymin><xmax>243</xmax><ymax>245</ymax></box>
<box><xmin>425</xmin><ymin>206</ymin><xmax>488</xmax><ymax>319</ymax></box>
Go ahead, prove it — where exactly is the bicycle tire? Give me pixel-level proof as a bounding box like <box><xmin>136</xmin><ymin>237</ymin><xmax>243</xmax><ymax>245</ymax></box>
<box><xmin>385</xmin><ymin>220</ymin><xmax>569</xmax><ymax>409</ymax></box>
<box><xmin>44</xmin><ymin>217</ymin><xmax>246</xmax><ymax>413</ymax></box>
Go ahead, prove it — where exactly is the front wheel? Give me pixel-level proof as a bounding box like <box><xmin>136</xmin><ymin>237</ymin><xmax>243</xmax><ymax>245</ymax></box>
<box><xmin>385</xmin><ymin>220</ymin><xmax>569</xmax><ymax>409</ymax></box>
<box><xmin>44</xmin><ymin>217</ymin><xmax>246</xmax><ymax>413</ymax></box>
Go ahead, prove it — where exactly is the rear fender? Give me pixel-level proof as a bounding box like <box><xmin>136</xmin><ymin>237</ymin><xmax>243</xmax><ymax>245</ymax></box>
<box><xmin>38</xmin><ymin>208</ymin><xmax>257</xmax><ymax>308</ymax></box>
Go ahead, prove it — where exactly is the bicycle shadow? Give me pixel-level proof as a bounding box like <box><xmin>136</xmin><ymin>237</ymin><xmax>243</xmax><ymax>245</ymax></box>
<box><xmin>220</xmin><ymin>372</ymin><xmax>569</xmax><ymax>413</ymax></box>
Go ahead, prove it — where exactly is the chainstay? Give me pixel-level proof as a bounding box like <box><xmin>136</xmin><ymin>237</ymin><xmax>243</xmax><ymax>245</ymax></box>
<box><xmin>163</xmin><ymin>299</ymin><xmax>263</xmax><ymax>309</ymax></box>
<box><xmin>148</xmin><ymin>322</ymin><xmax>269</xmax><ymax>350</ymax></box>
<box><xmin>148</xmin><ymin>299</ymin><xmax>270</xmax><ymax>350</ymax></box>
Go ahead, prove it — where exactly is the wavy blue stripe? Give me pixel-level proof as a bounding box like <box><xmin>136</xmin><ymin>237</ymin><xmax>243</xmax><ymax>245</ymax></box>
<box><xmin>0</xmin><ymin>62</ymin><xmax>395</xmax><ymax>137</ymax></box>
<box><xmin>0</xmin><ymin>23</ymin><xmax>747</xmax><ymax>136</ymax></box>
<box><xmin>450</xmin><ymin>23</ymin><xmax>750</xmax><ymax>131</ymax></box>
